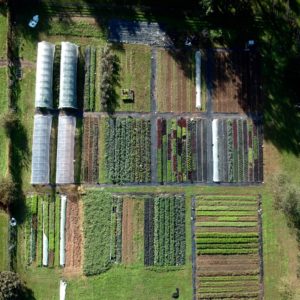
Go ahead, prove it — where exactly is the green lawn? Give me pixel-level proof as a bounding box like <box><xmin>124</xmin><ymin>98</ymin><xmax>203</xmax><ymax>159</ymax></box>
<box><xmin>67</xmin><ymin>265</ymin><xmax>191</xmax><ymax>300</ymax></box>
<box><xmin>0</xmin><ymin>13</ymin><xmax>7</xmax><ymax>59</ymax></box>
<box><xmin>0</xmin><ymin>212</ymin><xmax>8</xmax><ymax>271</ymax></box>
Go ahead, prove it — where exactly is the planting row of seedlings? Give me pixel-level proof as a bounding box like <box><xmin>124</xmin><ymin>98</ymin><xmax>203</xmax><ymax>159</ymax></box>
<box><xmin>24</xmin><ymin>194</ymin><xmax>66</xmax><ymax>268</ymax></box>
<box><xmin>83</xmin><ymin>46</ymin><xmax>97</xmax><ymax>111</ymax></box>
<box><xmin>194</xmin><ymin>194</ymin><xmax>262</xmax><ymax>299</ymax></box>
<box><xmin>144</xmin><ymin>194</ymin><xmax>185</xmax><ymax>266</ymax></box>
<box><xmin>157</xmin><ymin>117</ymin><xmax>208</xmax><ymax>183</ymax></box>
<box><xmin>82</xmin><ymin>115</ymin><xmax>99</xmax><ymax>183</ymax></box>
<box><xmin>212</xmin><ymin>118</ymin><xmax>263</xmax><ymax>183</ymax></box>
<box><xmin>105</xmin><ymin>117</ymin><xmax>151</xmax><ymax>184</ymax></box>
<box><xmin>83</xmin><ymin>190</ymin><xmax>123</xmax><ymax>276</ymax></box>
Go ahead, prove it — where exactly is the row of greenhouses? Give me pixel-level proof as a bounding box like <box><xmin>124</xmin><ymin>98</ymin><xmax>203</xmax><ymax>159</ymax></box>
<box><xmin>31</xmin><ymin>114</ymin><xmax>76</xmax><ymax>185</ymax></box>
<box><xmin>35</xmin><ymin>41</ymin><xmax>78</xmax><ymax>109</ymax></box>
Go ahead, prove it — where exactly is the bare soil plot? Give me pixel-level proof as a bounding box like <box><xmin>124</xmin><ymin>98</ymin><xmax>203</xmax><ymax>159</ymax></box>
<box><xmin>81</xmin><ymin>115</ymin><xmax>99</xmax><ymax>183</ymax></box>
<box><xmin>65</xmin><ymin>195</ymin><xmax>83</xmax><ymax>273</ymax></box>
<box><xmin>212</xmin><ymin>49</ymin><xmax>262</xmax><ymax>114</ymax></box>
<box><xmin>156</xmin><ymin>49</ymin><xmax>206</xmax><ymax>112</ymax></box>
<box><xmin>121</xmin><ymin>197</ymin><xmax>144</xmax><ymax>264</ymax></box>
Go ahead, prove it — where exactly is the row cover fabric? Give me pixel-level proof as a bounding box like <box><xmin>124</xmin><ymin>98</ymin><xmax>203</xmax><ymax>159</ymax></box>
<box><xmin>59</xmin><ymin>42</ymin><xmax>79</xmax><ymax>109</ymax></box>
<box><xmin>212</xmin><ymin>119</ymin><xmax>220</xmax><ymax>182</ymax></box>
<box><xmin>56</xmin><ymin>115</ymin><xmax>76</xmax><ymax>184</ymax></box>
<box><xmin>31</xmin><ymin>115</ymin><xmax>52</xmax><ymax>184</ymax></box>
<box><xmin>195</xmin><ymin>51</ymin><xmax>201</xmax><ymax>109</ymax></box>
<box><xmin>60</xmin><ymin>195</ymin><xmax>67</xmax><ymax>267</ymax></box>
<box><xmin>42</xmin><ymin>201</ymin><xmax>49</xmax><ymax>266</ymax></box>
<box><xmin>35</xmin><ymin>41</ymin><xmax>55</xmax><ymax>108</ymax></box>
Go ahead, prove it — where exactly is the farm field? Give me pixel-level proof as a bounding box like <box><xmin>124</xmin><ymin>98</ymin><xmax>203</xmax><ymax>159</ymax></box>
<box><xmin>144</xmin><ymin>194</ymin><xmax>185</xmax><ymax>266</ymax></box>
<box><xmin>121</xmin><ymin>196</ymin><xmax>144</xmax><ymax>265</ymax></box>
<box><xmin>212</xmin><ymin>49</ymin><xmax>262</xmax><ymax>114</ymax></box>
<box><xmin>82</xmin><ymin>115</ymin><xmax>151</xmax><ymax>184</ymax></box>
<box><xmin>156</xmin><ymin>49</ymin><xmax>206</xmax><ymax>112</ymax></box>
<box><xmin>193</xmin><ymin>194</ymin><xmax>263</xmax><ymax>299</ymax></box>
<box><xmin>157</xmin><ymin>117</ymin><xmax>208</xmax><ymax>183</ymax></box>
<box><xmin>83</xmin><ymin>44</ymin><xmax>151</xmax><ymax>112</ymax></box>
<box><xmin>213</xmin><ymin>118</ymin><xmax>263</xmax><ymax>183</ymax></box>
<box><xmin>24</xmin><ymin>194</ymin><xmax>62</xmax><ymax>268</ymax></box>
<box><xmin>64</xmin><ymin>194</ymin><xmax>83</xmax><ymax>273</ymax></box>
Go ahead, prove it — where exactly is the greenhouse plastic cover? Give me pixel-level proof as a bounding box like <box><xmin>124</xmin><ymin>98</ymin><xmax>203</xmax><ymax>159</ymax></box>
<box><xmin>31</xmin><ymin>114</ymin><xmax>52</xmax><ymax>184</ymax></box>
<box><xmin>59</xmin><ymin>42</ymin><xmax>78</xmax><ymax>109</ymax></box>
<box><xmin>56</xmin><ymin>115</ymin><xmax>76</xmax><ymax>184</ymax></box>
<box><xmin>35</xmin><ymin>41</ymin><xmax>55</xmax><ymax>108</ymax></box>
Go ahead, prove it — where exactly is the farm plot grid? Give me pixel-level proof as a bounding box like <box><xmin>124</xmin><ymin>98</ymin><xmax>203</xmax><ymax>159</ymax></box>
<box><xmin>212</xmin><ymin>49</ymin><xmax>262</xmax><ymax>114</ymax></box>
<box><xmin>193</xmin><ymin>194</ymin><xmax>263</xmax><ymax>300</ymax></box>
<box><xmin>156</xmin><ymin>49</ymin><xmax>206</xmax><ymax>112</ymax></box>
<box><xmin>157</xmin><ymin>117</ymin><xmax>208</xmax><ymax>183</ymax></box>
<box><xmin>213</xmin><ymin>118</ymin><xmax>263</xmax><ymax>183</ymax></box>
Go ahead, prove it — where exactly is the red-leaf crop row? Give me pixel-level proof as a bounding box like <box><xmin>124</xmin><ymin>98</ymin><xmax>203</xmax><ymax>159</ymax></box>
<box><xmin>157</xmin><ymin>118</ymin><xmax>207</xmax><ymax>183</ymax></box>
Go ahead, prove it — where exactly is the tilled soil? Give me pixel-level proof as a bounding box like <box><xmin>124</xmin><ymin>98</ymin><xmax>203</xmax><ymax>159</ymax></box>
<box><xmin>64</xmin><ymin>196</ymin><xmax>83</xmax><ymax>273</ymax></box>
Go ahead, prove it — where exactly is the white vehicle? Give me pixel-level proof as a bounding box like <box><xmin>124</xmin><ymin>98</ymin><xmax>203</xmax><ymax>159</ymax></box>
<box><xmin>28</xmin><ymin>15</ymin><xmax>39</xmax><ymax>28</ymax></box>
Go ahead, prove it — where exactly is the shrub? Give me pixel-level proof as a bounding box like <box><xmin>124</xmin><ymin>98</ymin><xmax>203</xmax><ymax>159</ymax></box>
<box><xmin>0</xmin><ymin>271</ymin><xmax>23</xmax><ymax>300</ymax></box>
<box><xmin>0</xmin><ymin>110</ymin><xmax>19</xmax><ymax>137</ymax></box>
<box><xmin>0</xmin><ymin>177</ymin><xmax>17</xmax><ymax>211</ymax></box>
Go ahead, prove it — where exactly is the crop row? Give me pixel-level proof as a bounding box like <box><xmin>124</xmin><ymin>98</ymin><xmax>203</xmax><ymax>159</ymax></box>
<box><xmin>25</xmin><ymin>195</ymin><xmax>61</xmax><ymax>267</ymax></box>
<box><xmin>82</xmin><ymin>116</ymin><xmax>99</xmax><ymax>183</ymax></box>
<box><xmin>157</xmin><ymin>118</ymin><xmax>207</xmax><ymax>183</ymax></box>
<box><xmin>105</xmin><ymin>117</ymin><xmax>151</xmax><ymax>184</ymax></box>
<box><xmin>213</xmin><ymin>118</ymin><xmax>263</xmax><ymax>183</ymax></box>
<box><xmin>144</xmin><ymin>195</ymin><xmax>185</xmax><ymax>266</ymax></box>
<box><xmin>83</xmin><ymin>191</ymin><xmax>125</xmax><ymax>275</ymax></box>
<box><xmin>83</xmin><ymin>46</ymin><xmax>97</xmax><ymax>111</ymax></box>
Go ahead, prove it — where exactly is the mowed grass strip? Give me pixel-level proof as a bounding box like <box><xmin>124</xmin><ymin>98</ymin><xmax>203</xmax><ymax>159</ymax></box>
<box><xmin>0</xmin><ymin>212</ymin><xmax>8</xmax><ymax>271</ymax></box>
<box><xmin>196</xmin><ymin>232</ymin><xmax>258</xmax><ymax>238</ymax></box>
<box><xmin>197</xmin><ymin>200</ymin><xmax>258</xmax><ymax>206</ymax></box>
<box><xmin>197</xmin><ymin>248</ymin><xmax>258</xmax><ymax>255</ymax></box>
<box><xmin>199</xmin><ymin>195</ymin><xmax>257</xmax><ymax>200</ymax></box>
<box><xmin>196</xmin><ymin>237</ymin><xmax>258</xmax><ymax>244</ymax></box>
<box><xmin>200</xmin><ymin>280</ymin><xmax>259</xmax><ymax>287</ymax></box>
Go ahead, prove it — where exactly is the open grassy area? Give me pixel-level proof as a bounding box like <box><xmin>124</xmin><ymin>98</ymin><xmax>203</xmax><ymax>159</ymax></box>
<box><xmin>0</xmin><ymin>212</ymin><xmax>8</xmax><ymax>271</ymax></box>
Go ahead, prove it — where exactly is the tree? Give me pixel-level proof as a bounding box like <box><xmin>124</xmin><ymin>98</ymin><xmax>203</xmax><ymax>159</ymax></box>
<box><xmin>0</xmin><ymin>110</ymin><xmax>19</xmax><ymax>138</ymax></box>
<box><xmin>100</xmin><ymin>45</ymin><xmax>120</xmax><ymax>113</ymax></box>
<box><xmin>0</xmin><ymin>271</ymin><xmax>23</xmax><ymax>300</ymax></box>
<box><xmin>0</xmin><ymin>177</ymin><xmax>17</xmax><ymax>212</ymax></box>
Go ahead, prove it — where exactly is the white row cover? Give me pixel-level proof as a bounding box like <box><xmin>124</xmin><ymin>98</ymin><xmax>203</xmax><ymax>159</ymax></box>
<box><xmin>31</xmin><ymin>115</ymin><xmax>52</xmax><ymax>184</ymax></box>
<box><xmin>56</xmin><ymin>115</ymin><xmax>76</xmax><ymax>184</ymax></box>
<box><xmin>212</xmin><ymin>119</ymin><xmax>220</xmax><ymax>182</ymax></box>
<box><xmin>60</xmin><ymin>280</ymin><xmax>67</xmax><ymax>300</ymax></box>
<box><xmin>35</xmin><ymin>41</ymin><xmax>55</xmax><ymax>109</ymax></box>
<box><xmin>195</xmin><ymin>50</ymin><xmax>201</xmax><ymax>109</ymax></box>
<box><xmin>59</xmin><ymin>42</ymin><xmax>79</xmax><ymax>109</ymax></box>
<box><xmin>60</xmin><ymin>195</ymin><xmax>67</xmax><ymax>267</ymax></box>
<box><xmin>42</xmin><ymin>201</ymin><xmax>49</xmax><ymax>266</ymax></box>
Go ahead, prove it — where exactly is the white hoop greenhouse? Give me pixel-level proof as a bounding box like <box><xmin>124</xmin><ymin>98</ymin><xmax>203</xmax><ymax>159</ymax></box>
<box><xmin>59</xmin><ymin>42</ymin><xmax>79</xmax><ymax>109</ymax></box>
<box><xmin>31</xmin><ymin>115</ymin><xmax>52</xmax><ymax>184</ymax></box>
<box><xmin>35</xmin><ymin>41</ymin><xmax>55</xmax><ymax>109</ymax></box>
<box><xmin>56</xmin><ymin>115</ymin><xmax>76</xmax><ymax>184</ymax></box>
